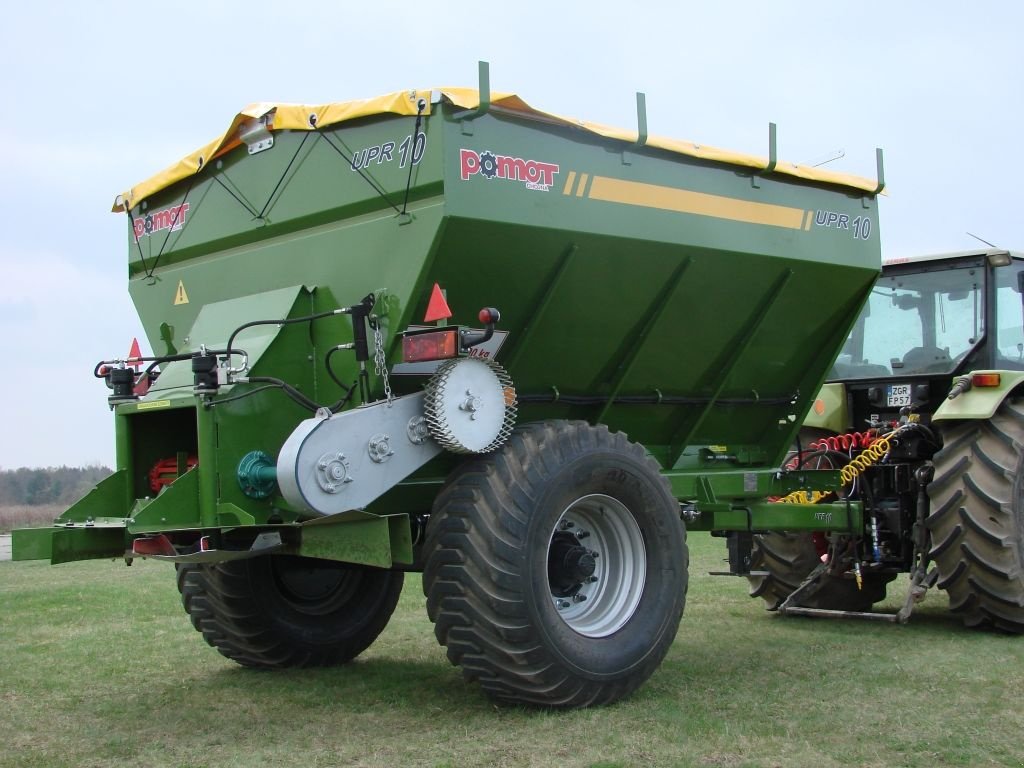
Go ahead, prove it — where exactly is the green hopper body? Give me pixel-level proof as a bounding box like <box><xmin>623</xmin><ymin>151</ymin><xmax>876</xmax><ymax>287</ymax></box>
<box><xmin>14</xmin><ymin>86</ymin><xmax>881</xmax><ymax>565</ymax></box>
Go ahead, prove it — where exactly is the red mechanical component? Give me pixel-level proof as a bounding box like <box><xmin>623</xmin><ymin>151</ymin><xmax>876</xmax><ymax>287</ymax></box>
<box><xmin>149</xmin><ymin>456</ymin><xmax>198</xmax><ymax>494</ymax></box>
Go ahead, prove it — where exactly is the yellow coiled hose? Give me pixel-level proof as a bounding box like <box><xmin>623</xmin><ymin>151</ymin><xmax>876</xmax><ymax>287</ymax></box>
<box><xmin>776</xmin><ymin>433</ymin><xmax>894</xmax><ymax>502</ymax></box>
<box><xmin>776</xmin><ymin>489</ymin><xmax>830</xmax><ymax>504</ymax></box>
<box><xmin>838</xmin><ymin>435</ymin><xmax>891</xmax><ymax>484</ymax></box>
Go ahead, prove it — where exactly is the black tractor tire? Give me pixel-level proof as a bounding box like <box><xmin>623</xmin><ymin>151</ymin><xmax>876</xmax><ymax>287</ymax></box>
<box><xmin>748</xmin><ymin>532</ymin><xmax>892</xmax><ymax>612</ymax></box>
<box><xmin>927</xmin><ymin>399</ymin><xmax>1024</xmax><ymax>633</ymax></box>
<box><xmin>179</xmin><ymin>555</ymin><xmax>404</xmax><ymax>667</ymax></box>
<box><xmin>422</xmin><ymin>420</ymin><xmax>688</xmax><ymax>708</ymax></box>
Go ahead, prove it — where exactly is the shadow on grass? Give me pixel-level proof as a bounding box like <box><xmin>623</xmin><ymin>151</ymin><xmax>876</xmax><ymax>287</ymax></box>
<box><xmin>194</xmin><ymin>654</ymin><xmax>481</xmax><ymax>710</ymax></box>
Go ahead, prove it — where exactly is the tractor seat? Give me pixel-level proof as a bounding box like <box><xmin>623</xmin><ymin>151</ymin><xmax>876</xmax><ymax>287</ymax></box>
<box><xmin>899</xmin><ymin>346</ymin><xmax>950</xmax><ymax>373</ymax></box>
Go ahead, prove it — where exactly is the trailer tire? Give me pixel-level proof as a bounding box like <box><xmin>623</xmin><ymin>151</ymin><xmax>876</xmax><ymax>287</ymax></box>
<box><xmin>927</xmin><ymin>399</ymin><xmax>1024</xmax><ymax>633</ymax></box>
<box><xmin>189</xmin><ymin>555</ymin><xmax>404</xmax><ymax>667</ymax></box>
<box><xmin>748</xmin><ymin>532</ymin><xmax>891</xmax><ymax>612</ymax></box>
<box><xmin>176</xmin><ymin>564</ymin><xmax>258</xmax><ymax>667</ymax></box>
<box><xmin>422</xmin><ymin>420</ymin><xmax>688</xmax><ymax>708</ymax></box>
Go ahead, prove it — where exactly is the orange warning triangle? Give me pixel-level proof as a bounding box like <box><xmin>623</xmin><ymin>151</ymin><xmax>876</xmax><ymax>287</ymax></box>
<box><xmin>423</xmin><ymin>282</ymin><xmax>453</xmax><ymax>323</ymax></box>
<box><xmin>174</xmin><ymin>280</ymin><xmax>189</xmax><ymax>305</ymax></box>
<box><xmin>127</xmin><ymin>337</ymin><xmax>143</xmax><ymax>371</ymax></box>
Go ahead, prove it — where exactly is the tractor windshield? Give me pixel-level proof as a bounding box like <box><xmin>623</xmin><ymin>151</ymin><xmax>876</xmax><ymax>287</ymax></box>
<box><xmin>829</xmin><ymin>263</ymin><xmax>983</xmax><ymax>379</ymax></box>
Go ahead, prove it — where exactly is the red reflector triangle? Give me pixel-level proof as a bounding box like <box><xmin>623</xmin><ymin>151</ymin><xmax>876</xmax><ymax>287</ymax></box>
<box><xmin>423</xmin><ymin>283</ymin><xmax>453</xmax><ymax>323</ymax></box>
<box><xmin>127</xmin><ymin>337</ymin><xmax>143</xmax><ymax>371</ymax></box>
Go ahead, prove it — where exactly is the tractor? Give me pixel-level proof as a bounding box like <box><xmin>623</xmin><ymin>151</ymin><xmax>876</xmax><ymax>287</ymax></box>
<box><xmin>745</xmin><ymin>248</ymin><xmax>1024</xmax><ymax>632</ymax></box>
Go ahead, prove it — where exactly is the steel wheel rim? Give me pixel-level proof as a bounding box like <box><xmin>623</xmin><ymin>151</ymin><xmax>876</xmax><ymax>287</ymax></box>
<box><xmin>272</xmin><ymin>557</ymin><xmax>359</xmax><ymax>616</ymax></box>
<box><xmin>546</xmin><ymin>493</ymin><xmax>646</xmax><ymax>637</ymax></box>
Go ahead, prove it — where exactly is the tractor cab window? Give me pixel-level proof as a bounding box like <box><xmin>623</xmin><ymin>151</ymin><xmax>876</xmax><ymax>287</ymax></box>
<box><xmin>829</xmin><ymin>264</ymin><xmax>983</xmax><ymax>379</ymax></box>
<box><xmin>993</xmin><ymin>260</ymin><xmax>1024</xmax><ymax>369</ymax></box>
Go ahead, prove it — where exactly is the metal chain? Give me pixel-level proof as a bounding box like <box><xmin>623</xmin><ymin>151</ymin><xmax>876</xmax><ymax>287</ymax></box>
<box><xmin>373</xmin><ymin>322</ymin><xmax>393</xmax><ymax>405</ymax></box>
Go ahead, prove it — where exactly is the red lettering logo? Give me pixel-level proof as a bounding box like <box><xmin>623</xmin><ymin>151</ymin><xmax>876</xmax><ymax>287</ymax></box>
<box><xmin>133</xmin><ymin>203</ymin><xmax>190</xmax><ymax>239</ymax></box>
<box><xmin>459</xmin><ymin>149</ymin><xmax>559</xmax><ymax>191</ymax></box>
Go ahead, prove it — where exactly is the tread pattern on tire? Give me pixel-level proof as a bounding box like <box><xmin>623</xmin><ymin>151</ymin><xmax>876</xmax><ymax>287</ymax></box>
<box><xmin>927</xmin><ymin>399</ymin><xmax>1024</xmax><ymax>633</ymax></box>
<box><xmin>175</xmin><ymin>564</ymin><xmax>259</xmax><ymax>667</ymax></box>
<box><xmin>177</xmin><ymin>557</ymin><xmax>404</xmax><ymax>667</ymax></box>
<box><xmin>422</xmin><ymin>420</ymin><xmax>688</xmax><ymax>708</ymax></box>
<box><xmin>747</xmin><ymin>532</ymin><xmax>891</xmax><ymax>612</ymax></box>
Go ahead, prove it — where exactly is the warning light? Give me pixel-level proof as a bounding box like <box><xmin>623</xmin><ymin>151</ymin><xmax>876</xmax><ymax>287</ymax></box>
<box><xmin>402</xmin><ymin>329</ymin><xmax>458</xmax><ymax>363</ymax></box>
<box><xmin>812</xmin><ymin>398</ymin><xmax>826</xmax><ymax>416</ymax></box>
<box><xmin>424</xmin><ymin>283</ymin><xmax>453</xmax><ymax>323</ymax></box>
<box><xmin>972</xmin><ymin>373</ymin><xmax>1001</xmax><ymax>388</ymax></box>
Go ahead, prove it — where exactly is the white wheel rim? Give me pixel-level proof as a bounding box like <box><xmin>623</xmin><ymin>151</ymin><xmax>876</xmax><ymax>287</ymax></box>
<box><xmin>546</xmin><ymin>493</ymin><xmax>646</xmax><ymax>637</ymax></box>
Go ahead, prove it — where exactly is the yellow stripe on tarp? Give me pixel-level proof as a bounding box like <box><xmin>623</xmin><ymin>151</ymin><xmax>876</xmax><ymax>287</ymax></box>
<box><xmin>588</xmin><ymin>176</ymin><xmax>807</xmax><ymax>230</ymax></box>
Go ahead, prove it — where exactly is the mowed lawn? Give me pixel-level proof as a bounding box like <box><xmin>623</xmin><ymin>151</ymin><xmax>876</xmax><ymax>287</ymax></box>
<box><xmin>1</xmin><ymin>532</ymin><xmax>1021</xmax><ymax>768</ymax></box>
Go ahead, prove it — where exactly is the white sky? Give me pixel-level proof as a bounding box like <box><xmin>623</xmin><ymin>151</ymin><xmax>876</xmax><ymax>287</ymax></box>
<box><xmin>1</xmin><ymin>1</ymin><xmax>1021</xmax><ymax>469</ymax></box>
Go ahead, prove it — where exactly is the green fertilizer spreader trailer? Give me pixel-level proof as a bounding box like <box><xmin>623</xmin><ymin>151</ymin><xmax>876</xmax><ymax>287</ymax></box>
<box><xmin>15</xmin><ymin>65</ymin><xmax>885</xmax><ymax>707</ymax></box>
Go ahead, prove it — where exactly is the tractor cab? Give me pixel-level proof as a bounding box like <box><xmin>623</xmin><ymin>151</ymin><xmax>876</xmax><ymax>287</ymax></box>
<box><xmin>824</xmin><ymin>248</ymin><xmax>1024</xmax><ymax>427</ymax></box>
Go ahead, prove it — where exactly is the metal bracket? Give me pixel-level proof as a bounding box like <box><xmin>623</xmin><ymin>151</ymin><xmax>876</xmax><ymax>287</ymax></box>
<box><xmin>459</xmin><ymin>61</ymin><xmax>491</xmax><ymax>136</ymax></box>
<box><xmin>752</xmin><ymin>122</ymin><xmax>777</xmax><ymax>188</ymax></box>
<box><xmin>866</xmin><ymin>147</ymin><xmax>886</xmax><ymax>205</ymax></box>
<box><xmin>239</xmin><ymin>114</ymin><xmax>274</xmax><ymax>155</ymax></box>
<box><xmin>622</xmin><ymin>92</ymin><xmax>648</xmax><ymax>166</ymax></box>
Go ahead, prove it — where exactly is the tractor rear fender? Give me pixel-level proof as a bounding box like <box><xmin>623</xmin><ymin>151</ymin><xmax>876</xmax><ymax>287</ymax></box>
<box><xmin>803</xmin><ymin>382</ymin><xmax>848</xmax><ymax>434</ymax></box>
<box><xmin>933</xmin><ymin>370</ymin><xmax>1024</xmax><ymax>422</ymax></box>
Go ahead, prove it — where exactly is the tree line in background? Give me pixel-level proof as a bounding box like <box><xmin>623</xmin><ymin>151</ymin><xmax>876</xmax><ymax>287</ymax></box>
<box><xmin>0</xmin><ymin>466</ymin><xmax>112</xmax><ymax>507</ymax></box>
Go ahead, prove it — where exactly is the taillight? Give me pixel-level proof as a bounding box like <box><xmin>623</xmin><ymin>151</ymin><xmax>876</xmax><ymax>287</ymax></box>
<box><xmin>972</xmin><ymin>373</ymin><xmax>1001</xmax><ymax>388</ymax></box>
<box><xmin>402</xmin><ymin>329</ymin><xmax>459</xmax><ymax>363</ymax></box>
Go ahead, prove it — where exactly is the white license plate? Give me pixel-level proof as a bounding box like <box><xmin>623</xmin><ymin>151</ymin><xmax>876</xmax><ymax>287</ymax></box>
<box><xmin>887</xmin><ymin>383</ymin><xmax>911</xmax><ymax>407</ymax></box>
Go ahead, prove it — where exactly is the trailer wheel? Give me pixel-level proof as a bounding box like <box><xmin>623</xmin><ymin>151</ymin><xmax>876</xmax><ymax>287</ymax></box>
<box><xmin>176</xmin><ymin>564</ymin><xmax>258</xmax><ymax>667</ymax></box>
<box><xmin>422</xmin><ymin>420</ymin><xmax>688</xmax><ymax>708</ymax></box>
<box><xmin>927</xmin><ymin>399</ymin><xmax>1024</xmax><ymax>633</ymax></box>
<box><xmin>747</xmin><ymin>533</ymin><xmax>891</xmax><ymax>612</ymax></box>
<box><xmin>188</xmin><ymin>555</ymin><xmax>404</xmax><ymax>667</ymax></box>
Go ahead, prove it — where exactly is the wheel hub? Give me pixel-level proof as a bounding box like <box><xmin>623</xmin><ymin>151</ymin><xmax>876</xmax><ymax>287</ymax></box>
<box><xmin>273</xmin><ymin>557</ymin><xmax>359</xmax><ymax>615</ymax></box>
<box><xmin>546</xmin><ymin>494</ymin><xmax>646</xmax><ymax>638</ymax></box>
<box><xmin>548</xmin><ymin>532</ymin><xmax>597</xmax><ymax>597</ymax></box>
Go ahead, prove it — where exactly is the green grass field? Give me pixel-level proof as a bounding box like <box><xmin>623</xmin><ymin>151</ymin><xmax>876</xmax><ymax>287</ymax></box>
<box><xmin>1</xmin><ymin>532</ymin><xmax>1021</xmax><ymax>768</ymax></box>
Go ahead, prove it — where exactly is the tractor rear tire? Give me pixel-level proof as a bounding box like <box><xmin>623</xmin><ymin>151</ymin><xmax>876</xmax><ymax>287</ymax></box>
<box><xmin>182</xmin><ymin>555</ymin><xmax>404</xmax><ymax>667</ymax></box>
<box><xmin>748</xmin><ymin>532</ymin><xmax>892</xmax><ymax>612</ymax></box>
<box><xmin>927</xmin><ymin>400</ymin><xmax>1024</xmax><ymax>633</ymax></box>
<box><xmin>422</xmin><ymin>420</ymin><xmax>688</xmax><ymax>708</ymax></box>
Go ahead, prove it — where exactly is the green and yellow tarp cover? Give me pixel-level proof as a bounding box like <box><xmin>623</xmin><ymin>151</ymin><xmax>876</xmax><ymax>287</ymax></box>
<box><xmin>113</xmin><ymin>87</ymin><xmax>881</xmax><ymax>212</ymax></box>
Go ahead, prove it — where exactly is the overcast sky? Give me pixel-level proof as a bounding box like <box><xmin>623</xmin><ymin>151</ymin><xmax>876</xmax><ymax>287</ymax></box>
<box><xmin>1</xmin><ymin>1</ymin><xmax>1021</xmax><ymax>469</ymax></box>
